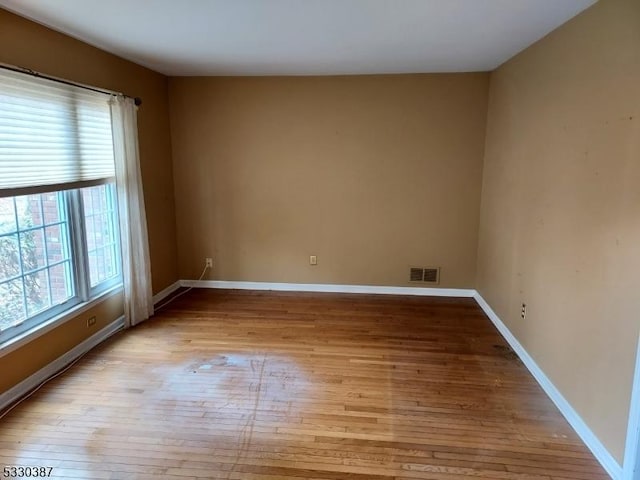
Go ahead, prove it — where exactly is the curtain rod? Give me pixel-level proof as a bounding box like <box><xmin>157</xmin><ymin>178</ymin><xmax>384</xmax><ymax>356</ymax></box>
<box><xmin>0</xmin><ymin>62</ymin><xmax>142</xmax><ymax>106</ymax></box>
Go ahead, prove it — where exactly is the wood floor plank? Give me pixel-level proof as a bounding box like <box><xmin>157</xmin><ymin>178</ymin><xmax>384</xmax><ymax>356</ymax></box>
<box><xmin>0</xmin><ymin>289</ymin><xmax>609</xmax><ymax>479</ymax></box>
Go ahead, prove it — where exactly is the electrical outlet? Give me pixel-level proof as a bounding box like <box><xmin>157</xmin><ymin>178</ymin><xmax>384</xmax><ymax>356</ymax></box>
<box><xmin>87</xmin><ymin>316</ymin><xmax>97</xmax><ymax>327</ymax></box>
<box><xmin>205</xmin><ymin>258</ymin><xmax>213</xmax><ymax>268</ymax></box>
<box><xmin>521</xmin><ymin>303</ymin><xmax>527</xmax><ymax>320</ymax></box>
<box><xmin>309</xmin><ymin>255</ymin><xmax>317</xmax><ymax>265</ymax></box>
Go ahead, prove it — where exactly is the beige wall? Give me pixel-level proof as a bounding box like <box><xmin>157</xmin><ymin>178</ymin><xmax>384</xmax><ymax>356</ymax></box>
<box><xmin>0</xmin><ymin>10</ymin><xmax>178</xmax><ymax>391</ymax></box>
<box><xmin>169</xmin><ymin>74</ymin><xmax>489</xmax><ymax>288</ymax></box>
<box><xmin>477</xmin><ymin>0</ymin><xmax>640</xmax><ymax>463</ymax></box>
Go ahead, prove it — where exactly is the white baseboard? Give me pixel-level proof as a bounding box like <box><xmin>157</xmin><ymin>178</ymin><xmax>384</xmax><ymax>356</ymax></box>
<box><xmin>473</xmin><ymin>292</ymin><xmax>622</xmax><ymax>480</ymax></box>
<box><xmin>0</xmin><ymin>316</ymin><xmax>124</xmax><ymax>413</ymax></box>
<box><xmin>179</xmin><ymin>279</ymin><xmax>475</xmax><ymax>297</ymax></box>
<box><xmin>153</xmin><ymin>280</ymin><xmax>181</xmax><ymax>305</ymax></box>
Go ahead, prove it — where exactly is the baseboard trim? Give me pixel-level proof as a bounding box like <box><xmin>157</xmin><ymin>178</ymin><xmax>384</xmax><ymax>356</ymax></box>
<box><xmin>473</xmin><ymin>292</ymin><xmax>622</xmax><ymax>480</ymax></box>
<box><xmin>179</xmin><ymin>280</ymin><xmax>475</xmax><ymax>297</ymax></box>
<box><xmin>153</xmin><ymin>280</ymin><xmax>181</xmax><ymax>305</ymax></box>
<box><xmin>0</xmin><ymin>316</ymin><xmax>125</xmax><ymax>413</ymax></box>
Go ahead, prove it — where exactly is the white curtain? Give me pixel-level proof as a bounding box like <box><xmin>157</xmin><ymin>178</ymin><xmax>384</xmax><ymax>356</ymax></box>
<box><xmin>110</xmin><ymin>95</ymin><xmax>154</xmax><ymax>327</ymax></box>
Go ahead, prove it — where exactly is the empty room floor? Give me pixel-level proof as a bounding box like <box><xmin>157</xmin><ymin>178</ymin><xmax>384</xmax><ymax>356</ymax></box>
<box><xmin>0</xmin><ymin>290</ymin><xmax>608</xmax><ymax>479</ymax></box>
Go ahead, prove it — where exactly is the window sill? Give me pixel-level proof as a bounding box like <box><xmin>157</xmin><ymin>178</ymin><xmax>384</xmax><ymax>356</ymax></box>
<box><xmin>0</xmin><ymin>284</ymin><xmax>123</xmax><ymax>359</ymax></box>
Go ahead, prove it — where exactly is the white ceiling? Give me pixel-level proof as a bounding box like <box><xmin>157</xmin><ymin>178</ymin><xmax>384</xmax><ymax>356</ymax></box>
<box><xmin>0</xmin><ymin>0</ymin><xmax>597</xmax><ymax>76</ymax></box>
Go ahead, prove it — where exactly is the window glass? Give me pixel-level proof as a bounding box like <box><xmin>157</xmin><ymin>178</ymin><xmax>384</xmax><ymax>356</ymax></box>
<box><xmin>82</xmin><ymin>184</ymin><xmax>120</xmax><ymax>288</ymax></box>
<box><xmin>0</xmin><ymin>192</ymin><xmax>74</xmax><ymax>333</ymax></box>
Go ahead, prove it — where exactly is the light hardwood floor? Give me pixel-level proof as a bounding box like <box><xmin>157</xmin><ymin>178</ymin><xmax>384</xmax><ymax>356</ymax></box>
<box><xmin>0</xmin><ymin>289</ymin><xmax>608</xmax><ymax>479</ymax></box>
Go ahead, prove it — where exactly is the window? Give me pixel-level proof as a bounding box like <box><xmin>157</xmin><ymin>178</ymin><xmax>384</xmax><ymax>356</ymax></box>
<box><xmin>0</xmin><ymin>68</ymin><xmax>122</xmax><ymax>345</ymax></box>
<box><xmin>0</xmin><ymin>185</ymin><xmax>121</xmax><ymax>341</ymax></box>
<box><xmin>82</xmin><ymin>184</ymin><xmax>120</xmax><ymax>290</ymax></box>
<box><xmin>0</xmin><ymin>192</ymin><xmax>73</xmax><ymax>332</ymax></box>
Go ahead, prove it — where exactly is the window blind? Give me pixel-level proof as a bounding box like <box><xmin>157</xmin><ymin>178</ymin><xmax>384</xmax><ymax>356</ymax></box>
<box><xmin>0</xmin><ymin>68</ymin><xmax>115</xmax><ymax>197</ymax></box>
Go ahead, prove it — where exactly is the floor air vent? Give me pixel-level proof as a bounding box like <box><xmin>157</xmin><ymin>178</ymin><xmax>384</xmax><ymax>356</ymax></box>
<box><xmin>409</xmin><ymin>267</ymin><xmax>440</xmax><ymax>284</ymax></box>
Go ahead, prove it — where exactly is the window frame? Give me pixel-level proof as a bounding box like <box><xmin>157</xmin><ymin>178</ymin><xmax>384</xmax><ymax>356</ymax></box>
<box><xmin>0</xmin><ymin>183</ymin><xmax>122</xmax><ymax>347</ymax></box>
<box><xmin>79</xmin><ymin>183</ymin><xmax>122</xmax><ymax>297</ymax></box>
